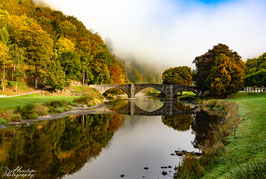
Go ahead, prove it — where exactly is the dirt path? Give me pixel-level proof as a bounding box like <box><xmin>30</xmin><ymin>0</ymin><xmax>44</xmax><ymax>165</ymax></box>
<box><xmin>0</xmin><ymin>90</ymin><xmax>44</xmax><ymax>98</ymax></box>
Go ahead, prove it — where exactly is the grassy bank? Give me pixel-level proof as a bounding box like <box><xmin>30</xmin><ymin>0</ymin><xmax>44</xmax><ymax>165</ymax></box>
<box><xmin>175</xmin><ymin>92</ymin><xmax>266</xmax><ymax>178</ymax></box>
<box><xmin>0</xmin><ymin>86</ymin><xmax>103</xmax><ymax>124</ymax></box>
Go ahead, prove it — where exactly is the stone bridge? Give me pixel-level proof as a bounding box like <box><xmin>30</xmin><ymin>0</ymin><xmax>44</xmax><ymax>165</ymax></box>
<box><xmin>110</xmin><ymin>100</ymin><xmax>199</xmax><ymax>116</ymax></box>
<box><xmin>88</xmin><ymin>84</ymin><xmax>203</xmax><ymax>100</ymax></box>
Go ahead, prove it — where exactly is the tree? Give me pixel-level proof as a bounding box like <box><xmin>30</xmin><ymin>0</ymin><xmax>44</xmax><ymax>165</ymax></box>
<box><xmin>244</xmin><ymin>70</ymin><xmax>266</xmax><ymax>87</ymax></box>
<box><xmin>162</xmin><ymin>66</ymin><xmax>193</xmax><ymax>85</ymax></box>
<box><xmin>193</xmin><ymin>44</ymin><xmax>246</xmax><ymax>96</ymax></box>
<box><xmin>44</xmin><ymin>60</ymin><xmax>66</xmax><ymax>90</ymax></box>
<box><xmin>0</xmin><ymin>42</ymin><xmax>11</xmax><ymax>91</ymax></box>
<box><xmin>58</xmin><ymin>51</ymin><xmax>81</xmax><ymax>81</ymax></box>
<box><xmin>0</xmin><ymin>5</ymin><xmax>9</xmax><ymax>28</ymax></box>
<box><xmin>8</xmin><ymin>15</ymin><xmax>54</xmax><ymax>88</ymax></box>
<box><xmin>54</xmin><ymin>37</ymin><xmax>75</xmax><ymax>58</ymax></box>
<box><xmin>9</xmin><ymin>44</ymin><xmax>25</xmax><ymax>92</ymax></box>
<box><xmin>244</xmin><ymin>53</ymin><xmax>266</xmax><ymax>87</ymax></box>
<box><xmin>246</xmin><ymin>53</ymin><xmax>266</xmax><ymax>75</ymax></box>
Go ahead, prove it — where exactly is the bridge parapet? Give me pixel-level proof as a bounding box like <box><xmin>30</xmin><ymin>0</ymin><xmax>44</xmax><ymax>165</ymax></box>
<box><xmin>88</xmin><ymin>84</ymin><xmax>202</xmax><ymax>99</ymax></box>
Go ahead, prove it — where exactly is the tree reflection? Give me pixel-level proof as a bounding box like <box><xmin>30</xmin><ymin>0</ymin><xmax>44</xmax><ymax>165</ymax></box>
<box><xmin>0</xmin><ymin>114</ymin><xmax>124</xmax><ymax>178</ymax></box>
<box><xmin>162</xmin><ymin>115</ymin><xmax>194</xmax><ymax>131</ymax></box>
<box><xmin>161</xmin><ymin>102</ymin><xmax>194</xmax><ymax>131</ymax></box>
<box><xmin>191</xmin><ymin>110</ymin><xmax>222</xmax><ymax>149</ymax></box>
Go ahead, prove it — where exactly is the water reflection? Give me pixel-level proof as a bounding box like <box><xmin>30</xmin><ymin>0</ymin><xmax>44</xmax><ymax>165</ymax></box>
<box><xmin>104</xmin><ymin>99</ymin><xmax>198</xmax><ymax>116</ymax></box>
<box><xmin>0</xmin><ymin>97</ymin><xmax>222</xmax><ymax>179</ymax></box>
<box><xmin>0</xmin><ymin>114</ymin><xmax>124</xmax><ymax>178</ymax></box>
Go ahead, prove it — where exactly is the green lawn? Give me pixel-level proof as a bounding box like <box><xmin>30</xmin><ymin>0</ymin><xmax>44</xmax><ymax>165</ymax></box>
<box><xmin>203</xmin><ymin>92</ymin><xmax>266</xmax><ymax>178</ymax></box>
<box><xmin>0</xmin><ymin>94</ymin><xmax>78</xmax><ymax>111</ymax></box>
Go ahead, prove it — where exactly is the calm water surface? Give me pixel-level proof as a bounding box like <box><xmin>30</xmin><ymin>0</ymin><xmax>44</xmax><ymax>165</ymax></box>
<box><xmin>0</xmin><ymin>95</ymin><xmax>221</xmax><ymax>179</ymax></box>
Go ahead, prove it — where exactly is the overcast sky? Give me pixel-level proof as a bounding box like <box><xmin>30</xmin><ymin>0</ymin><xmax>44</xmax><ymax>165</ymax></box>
<box><xmin>40</xmin><ymin>0</ymin><xmax>266</xmax><ymax>69</ymax></box>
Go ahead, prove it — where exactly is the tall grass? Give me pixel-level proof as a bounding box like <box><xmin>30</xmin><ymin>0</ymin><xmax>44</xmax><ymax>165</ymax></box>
<box><xmin>225</xmin><ymin>160</ymin><xmax>266</xmax><ymax>179</ymax></box>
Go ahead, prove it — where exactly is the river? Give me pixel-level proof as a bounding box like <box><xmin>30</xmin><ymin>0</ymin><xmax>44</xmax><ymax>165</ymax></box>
<box><xmin>0</xmin><ymin>94</ymin><xmax>221</xmax><ymax>179</ymax></box>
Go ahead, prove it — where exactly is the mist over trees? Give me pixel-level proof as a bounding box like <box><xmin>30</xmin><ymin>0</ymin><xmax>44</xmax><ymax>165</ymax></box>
<box><xmin>0</xmin><ymin>0</ymin><xmax>127</xmax><ymax>91</ymax></box>
<box><xmin>104</xmin><ymin>38</ymin><xmax>162</xmax><ymax>84</ymax></box>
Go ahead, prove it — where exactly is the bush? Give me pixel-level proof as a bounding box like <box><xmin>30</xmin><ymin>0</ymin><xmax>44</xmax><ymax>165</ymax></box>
<box><xmin>46</xmin><ymin>100</ymin><xmax>70</xmax><ymax>113</ymax></box>
<box><xmin>16</xmin><ymin>104</ymin><xmax>38</xmax><ymax>119</ymax></box>
<box><xmin>0</xmin><ymin>110</ymin><xmax>22</xmax><ymax>122</ymax></box>
<box><xmin>175</xmin><ymin>154</ymin><xmax>205</xmax><ymax>178</ymax></box>
<box><xmin>0</xmin><ymin>118</ymin><xmax>7</xmax><ymax>124</ymax></box>
<box><xmin>34</xmin><ymin>105</ymin><xmax>49</xmax><ymax>116</ymax></box>
<box><xmin>10</xmin><ymin>114</ymin><xmax>22</xmax><ymax>122</ymax></box>
<box><xmin>47</xmin><ymin>100</ymin><xmax>68</xmax><ymax>108</ymax></box>
<box><xmin>73</xmin><ymin>96</ymin><xmax>93</xmax><ymax>105</ymax></box>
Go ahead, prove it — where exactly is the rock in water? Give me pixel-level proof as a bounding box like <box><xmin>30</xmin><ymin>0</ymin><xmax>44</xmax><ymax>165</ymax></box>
<box><xmin>162</xmin><ymin>171</ymin><xmax>168</xmax><ymax>176</ymax></box>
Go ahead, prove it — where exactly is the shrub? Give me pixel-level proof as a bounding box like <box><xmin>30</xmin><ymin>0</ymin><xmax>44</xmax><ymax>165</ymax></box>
<box><xmin>0</xmin><ymin>118</ymin><xmax>7</xmax><ymax>124</ymax></box>
<box><xmin>73</xmin><ymin>96</ymin><xmax>93</xmax><ymax>105</ymax></box>
<box><xmin>46</xmin><ymin>100</ymin><xmax>70</xmax><ymax>113</ymax></box>
<box><xmin>34</xmin><ymin>105</ymin><xmax>49</xmax><ymax>116</ymax></box>
<box><xmin>10</xmin><ymin>114</ymin><xmax>22</xmax><ymax>122</ymax></box>
<box><xmin>175</xmin><ymin>154</ymin><xmax>205</xmax><ymax>178</ymax></box>
<box><xmin>0</xmin><ymin>110</ymin><xmax>22</xmax><ymax>122</ymax></box>
<box><xmin>16</xmin><ymin>104</ymin><xmax>38</xmax><ymax>119</ymax></box>
<box><xmin>47</xmin><ymin>100</ymin><xmax>68</xmax><ymax>108</ymax></box>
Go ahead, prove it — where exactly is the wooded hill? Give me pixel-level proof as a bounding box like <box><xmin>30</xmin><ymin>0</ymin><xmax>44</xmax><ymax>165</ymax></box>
<box><xmin>0</xmin><ymin>0</ymin><xmax>128</xmax><ymax>91</ymax></box>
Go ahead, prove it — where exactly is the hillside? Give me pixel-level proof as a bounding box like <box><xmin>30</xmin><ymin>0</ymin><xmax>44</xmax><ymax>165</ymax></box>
<box><xmin>0</xmin><ymin>0</ymin><xmax>127</xmax><ymax>92</ymax></box>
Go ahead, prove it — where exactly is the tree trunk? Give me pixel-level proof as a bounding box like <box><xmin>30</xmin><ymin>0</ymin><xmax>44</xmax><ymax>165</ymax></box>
<box><xmin>82</xmin><ymin>70</ymin><xmax>85</xmax><ymax>85</ymax></box>
<box><xmin>2</xmin><ymin>68</ymin><xmax>5</xmax><ymax>92</ymax></box>
<box><xmin>16</xmin><ymin>81</ymin><xmax>18</xmax><ymax>93</ymax></box>
<box><xmin>35</xmin><ymin>77</ymin><xmax>38</xmax><ymax>89</ymax></box>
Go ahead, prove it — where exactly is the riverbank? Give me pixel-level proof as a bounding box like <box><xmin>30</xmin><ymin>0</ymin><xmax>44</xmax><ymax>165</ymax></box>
<box><xmin>0</xmin><ymin>85</ymin><xmax>104</xmax><ymax>124</ymax></box>
<box><xmin>175</xmin><ymin>92</ymin><xmax>266</xmax><ymax>178</ymax></box>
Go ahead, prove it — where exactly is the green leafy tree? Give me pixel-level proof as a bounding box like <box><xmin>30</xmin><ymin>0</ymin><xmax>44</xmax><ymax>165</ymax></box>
<box><xmin>59</xmin><ymin>51</ymin><xmax>81</xmax><ymax>81</ymax></box>
<box><xmin>244</xmin><ymin>53</ymin><xmax>266</xmax><ymax>87</ymax></box>
<box><xmin>45</xmin><ymin>60</ymin><xmax>66</xmax><ymax>90</ymax></box>
<box><xmin>8</xmin><ymin>15</ymin><xmax>54</xmax><ymax>89</ymax></box>
<box><xmin>162</xmin><ymin>66</ymin><xmax>193</xmax><ymax>85</ymax></box>
<box><xmin>193</xmin><ymin>44</ymin><xmax>246</xmax><ymax>96</ymax></box>
<box><xmin>244</xmin><ymin>69</ymin><xmax>266</xmax><ymax>87</ymax></box>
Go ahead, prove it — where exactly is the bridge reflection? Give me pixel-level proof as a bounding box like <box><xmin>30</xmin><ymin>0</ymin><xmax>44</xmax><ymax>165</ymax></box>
<box><xmin>103</xmin><ymin>100</ymin><xmax>199</xmax><ymax>116</ymax></box>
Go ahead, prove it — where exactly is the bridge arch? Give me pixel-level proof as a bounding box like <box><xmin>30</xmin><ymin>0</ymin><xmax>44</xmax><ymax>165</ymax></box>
<box><xmin>173</xmin><ymin>86</ymin><xmax>199</xmax><ymax>96</ymax></box>
<box><xmin>134</xmin><ymin>85</ymin><xmax>167</xmax><ymax>98</ymax></box>
<box><xmin>88</xmin><ymin>84</ymin><xmax>132</xmax><ymax>98</ymax></box>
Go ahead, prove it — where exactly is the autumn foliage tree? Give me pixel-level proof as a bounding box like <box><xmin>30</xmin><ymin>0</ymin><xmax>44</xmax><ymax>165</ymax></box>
<box><xmin>8</xmin><ymin>15</ymin><xmax>54</xmax><ymax>88</ymax></box>
<box><xmin>0</xmin><ymin>42</ymin><xmax>11</xmax><ymax>91</ymax></box>
<box><xmin>0</xmin><ymin>0</ymin><xmax>128</xmax><ymax>92</ymax></box>
<box><xmin>162</xmin><ymin>66</ymin><xmax>193</xmax><ymax>85</ymax></box>
<box><xmin>193</xmin><ymin>44</ymin><xmax>246</xmax><ymax>97</ymax></box>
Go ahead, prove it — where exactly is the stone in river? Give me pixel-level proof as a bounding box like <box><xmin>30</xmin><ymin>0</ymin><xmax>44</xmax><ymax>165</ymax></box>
<box><xmin>120</xmin><ymin>174</ymin><xmax>125</xmax><ymax>178</ymax></box>
<box><xmin>162</xmin><ymin>171</ymin><xmax>168</xmax><ymax>176</ymax></box>
<box><xmin>144</xmin><ymin>167</ymin><xmax>149</xmax><ymax>170</ymax></box>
